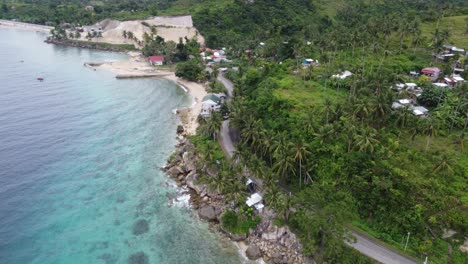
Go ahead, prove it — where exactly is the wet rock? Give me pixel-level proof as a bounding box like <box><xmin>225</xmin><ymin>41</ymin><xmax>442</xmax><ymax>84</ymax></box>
<box><xmin>167</xmin><ymin>166</ymin><xmax>182</xmax><ymax>178</ymax></box>
<box><xmin>186</xmin><ymin>173</ymin><xmax>204</xmax><ymax>194</ymax></box>
<box><xmin>198</xmin><ymin>206</ymin><xmax>217</xmax><ymax>221</ymax></box>
<box><xmin>132</xmin><ymin>219</ymin><xmax>149</xmax><ymax>235</ymax></box>
<box><xmin>127</xmin><ymin>252</ymin><xmax>149</xmax><ymax>264</ymax></box>
<box><xmin>177</xmin><ymin>125</ymin><xmax>184</xmax><ymax>134</ymax></box>
<box><xmin>230</xmin><ymin>233</ymin><xmax>247</xmax><ymax>241</ymax></box>
<box><xmin>246</xmin><ymin>245</ymin><xmax>262</xmax><ymax>260</ymax></box>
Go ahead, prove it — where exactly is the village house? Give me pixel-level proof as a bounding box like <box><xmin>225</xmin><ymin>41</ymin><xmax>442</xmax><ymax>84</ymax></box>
<box><xmin>421</xmin><ymin>67</ymin><xmax>442</xmax><ymax>82</ymax></box>
<box><xmin>411</xmin><ymin>106</ymin><xmax>429</xmax><ymax>117</ymax></box>
<box><xmin>148</xmin><ymin>56</ymin><xmax>165</xmax><ymax>66</ymax></box>
<box><xmin>201</xmin><ymin>93</ymin><xmax>226</xmax><ymax>117</ymax></box>
<box><xmin>302</xmin><ymin>58</ymin><xmax>319</xmax><ymax>67</ymax></box>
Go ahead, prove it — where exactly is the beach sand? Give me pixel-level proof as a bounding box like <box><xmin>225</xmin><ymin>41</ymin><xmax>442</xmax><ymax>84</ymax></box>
<box><xmin>96</xmin><ymin>51</ymin><xmax>206</xmax><ymax>135</ymax></box>
<box><xmin>0</xmin><ymin>20</ymin><xmax>53</xmax><ymax>33</ymax></box>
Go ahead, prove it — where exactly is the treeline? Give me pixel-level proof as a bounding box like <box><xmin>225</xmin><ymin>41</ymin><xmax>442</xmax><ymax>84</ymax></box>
<box><xmin>192</xmin><ymin>0</ymin><xmax>468</xmax><ymax>49</ymax></box>
<box><xmin>0</xmin><ymin>0</ymin><xmax>178</xmax><ymax>24</ymax></box>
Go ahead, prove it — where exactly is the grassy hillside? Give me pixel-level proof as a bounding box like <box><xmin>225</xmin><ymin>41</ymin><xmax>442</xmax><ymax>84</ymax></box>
<box><xmin>421</xmin><ymin>15</ymin><xmax>468</xmax><ymax>48</ymax></box>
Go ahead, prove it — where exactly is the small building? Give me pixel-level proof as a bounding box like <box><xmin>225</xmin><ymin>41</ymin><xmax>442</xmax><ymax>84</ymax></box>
<box><xmin>411</xmin><ymin>106</ymin><xmax>429</xmax><ymax>117</ymax></box>
<box><xmin>392</xmin><ymin>102</ymin><xmax>403</xmax><ymax>109</ymax></box>
<box><xmin>398</xmin><ymin>99</ymin><xmax>412</xmax><ymax>105</ymax></box>
<box><xmin>421</xmin><ymin>67</ymin><xmax>442</xmax><ymax>82</ymax></box>
<box><xmin>409</xmin><ymin>71</ymin><xmax>419</xmax><ymax>77</ymax></box>
<box><xmin>201</xmin><ymin>94</ymin><xmax>222</xmax><ymax>116</ymax></box>
<box><xmin>85</xmin><ymin>6</ymin><xmax>94</xmax><ymax>12</ymax></box>
<box><xmin>433</xmin><ymin>82</ymin><xmax>449</xmax><ymax>88</ymax></box>
<box><xmin>148</xmin><ymin>56</ymin><xmax>165</xmax><ymax>66</ymax></box>
<box><xmin>245</xmin><ymin>193</ymin><xmax>263</xmax><ymax>209</ymax></box>
<box><xmin>332</xmin><ymin>70</ymin><xmax>353</xmax><ymax>79</ymax></box>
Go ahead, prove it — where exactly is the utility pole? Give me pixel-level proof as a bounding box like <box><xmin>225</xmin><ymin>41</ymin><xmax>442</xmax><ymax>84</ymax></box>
<box><xmin>423</xmin><ymin>256</ymin><xmax>428</xmax><ymax>264</ymax></box>
<box><xmin>404</xmin><ymin>232</ymin><xmax>410</xmax><ymax>251</ymax></box>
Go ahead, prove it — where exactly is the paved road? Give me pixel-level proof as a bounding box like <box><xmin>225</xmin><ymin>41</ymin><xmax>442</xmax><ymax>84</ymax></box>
<box><xmin>218</xmin><ymin>74</ymin><xmax>234</xmax><ymax>97</ymax></box>
<box><xmin>347</xmin><ymin>232</ymin><xmax>418</xmax><ymax>264</ymax></box>
<box><xmin>216</xmin><ymin>75</ymin><xmax>419</xmax><ymax>264</ymax></box>
<box><xmin>220</xmin><ymin>120</ymin><xmax>236</xmax><ymax>158</ymax></box>
<box><xmin>218</xmin><ymin>73</ymin><xmax>236</xmax><ymax>159</ymax></box>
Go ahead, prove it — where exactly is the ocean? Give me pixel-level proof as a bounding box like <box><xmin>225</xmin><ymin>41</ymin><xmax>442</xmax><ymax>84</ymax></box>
<box><xmin>0</xmin><ymin>28</ymin><xmax>241</xmax><ymax>264</ymax></box>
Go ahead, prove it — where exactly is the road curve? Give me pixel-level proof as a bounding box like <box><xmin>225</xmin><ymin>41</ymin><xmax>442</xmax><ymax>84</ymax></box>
<box><xmin>216</xmin><ymin>74</ymin><xmax>419</xmax><ymax>264</ymax></box>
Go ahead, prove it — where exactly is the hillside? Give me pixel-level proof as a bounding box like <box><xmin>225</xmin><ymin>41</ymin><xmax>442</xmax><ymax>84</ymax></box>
<box><xmin>421</xmin><ymin>15</ymin><xmax>468</xmax><ymax>48</ymax></box>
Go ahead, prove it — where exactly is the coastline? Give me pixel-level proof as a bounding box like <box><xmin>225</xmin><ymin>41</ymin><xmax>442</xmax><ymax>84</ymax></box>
<box><xmin>0</xmin><ymin>20</ymin><xmax>204</xmax><ymax>135</ymax></box>
<box><xmin>93</xmin><ymin>52</ymin><xmax>206</xmax><ymax>135</ymax></box>
<box><xmin>0</xmin><ymin>19</ymin><xmax>53</xmax><ymax>33</ymax></box>
<box><xmin>2</xmin><ymin>22</ymin><xmax>303</xmax><ymax>263</ymax></box>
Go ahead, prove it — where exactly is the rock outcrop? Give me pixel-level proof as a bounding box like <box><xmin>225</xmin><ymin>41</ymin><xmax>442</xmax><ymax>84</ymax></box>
<box><xmin>246</xmin><ymin>245</ymin><xmax>262</xmax><ymax>260</ymax></box>
<box><xmin>164</xmin><ymin>136</ymin><xmax>310</xmax><ymax>264</ymax></box>
<box><xmin>198</xmin><ymin>206</ymin><xmax>217</xmax><ymax>221</ymax></box>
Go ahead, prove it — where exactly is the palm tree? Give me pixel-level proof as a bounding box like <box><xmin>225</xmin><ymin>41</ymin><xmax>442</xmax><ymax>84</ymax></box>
<box><xmin>293</xmin><ymin>139</ymin><xmax>311</xmax><ymax>188</ymax></box>
<box><xmin>421</xmin><ymin>118</ymin><xmax>439</xmax><ymax>152</ymax></box>
<box><xmin>432</xmin><ymin>154</ymin><xmax>454</xmax><ymax>176</ymax></box>
<box><xmin>276</xmin><ymin>193</ymin><xmax>293</xmax><ymax>222</ymax></box>
<box><xmin>264</xmin><ymin>186</ymin><xmax>281</xmax><ymax>209</ymax></box>
<box><xmin>205</xmin><ymin>112</ymin><xmax>222</xmax><ymax>139</ymax></box>
<box><xmin>395</xmin><ymin>107</ymin><xmax>413</xmax><ymax>129</ymax></box>
<box><xmin>352</xmin><ymin>99</ymin><xmax>373</xmax><ymax>121</ymax></box>
<box><xmin>314</xmin><ymin>124</ymin><xmax>336</xmax><ymax>145</ymax></box>
<box><xmin>207</xmin><ymin>173</ymin><xmax>226</xmax><ymax>194</ymax></box>
<box><xmin>323</xmin><ymin>98</ymin><xmax>333</xmax><ymax>124</ymax></box>
<box><xmin>224</xmin><ymin>180</ymin><xmax>246</xmax><ymax>204</ymax></box>
<box><xmin>273</xmin><ymin>147</ymin><xmax>296</xmax><ymax>182</ymax></box>
<box><xmin>354</xmin><ymin>127</ymin><xmax>380</xmax><ymax>153</ymax></box>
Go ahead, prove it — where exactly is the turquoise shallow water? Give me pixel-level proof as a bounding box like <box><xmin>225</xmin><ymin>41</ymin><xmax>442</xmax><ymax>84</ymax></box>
<box><xmin>0</xmin><ymin>28</ymin><xmax>241</xmax><ymax>264</ymax></box>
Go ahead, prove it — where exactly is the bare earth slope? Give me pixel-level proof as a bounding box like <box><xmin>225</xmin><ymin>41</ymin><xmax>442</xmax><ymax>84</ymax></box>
<box><xmin>81</xmin><ymin>15</ymin><xmax>204</xmax><ymax>46</ymax></box>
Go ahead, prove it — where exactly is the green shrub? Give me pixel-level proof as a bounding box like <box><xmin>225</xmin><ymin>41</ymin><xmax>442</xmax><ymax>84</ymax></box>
<box><xmin>221</xmin><ymin>209</ymin><xmax>261</xmax><ymax>234</ymax></box>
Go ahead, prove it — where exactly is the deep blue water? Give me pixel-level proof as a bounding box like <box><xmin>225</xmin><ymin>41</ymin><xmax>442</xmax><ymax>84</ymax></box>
<box><xmin>0</xmin><ymin>28</ymin><xmax>240</xmax><ymax>264</ymax></box>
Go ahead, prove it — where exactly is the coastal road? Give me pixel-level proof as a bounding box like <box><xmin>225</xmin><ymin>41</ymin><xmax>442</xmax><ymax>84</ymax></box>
<box><xmin>217</xmin><ymin>73</ymin><xmax>234</xmax><ymax>97</ymax></box>
<box><xmin>216</xmin><ymin>74</ymin><xmax>420</xmax><ymax>264</ymax></box>
<box><xmin>220</xmin><ymin>120</ymin><xmax>236</xmax><ymax>158</ymax></box>
<box><xmin>347</xmin><ymin>231</ymin><xmax>418</xmax><ymax>264</ymax></box>
<box><xmin>218</xmin><ymin>73</ymin><xmax>236</xmax><ymax>159</ymax></box>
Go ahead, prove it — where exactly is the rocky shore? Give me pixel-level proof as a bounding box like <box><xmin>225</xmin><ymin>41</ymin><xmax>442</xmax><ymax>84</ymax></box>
<box><xmin>164</xmin><ymin>134</ymin><xmax>310</xmax><ymax>264</ymax></box>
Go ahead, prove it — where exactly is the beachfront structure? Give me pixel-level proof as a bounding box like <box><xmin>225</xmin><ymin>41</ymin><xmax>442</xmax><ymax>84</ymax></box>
<box><xmin>149</xmin><ymin>56</ymin><xmax>165</xmax><ymax>66</ymax></box>
<box><xmin>421</xmin><ymin>67</ymin><xmax>442</xmax><ymax>82</ymax></box>
<box><xmin>201</xmin><ymin>93</ymin><xmax>224</xmax><ymax>117</ymax></box>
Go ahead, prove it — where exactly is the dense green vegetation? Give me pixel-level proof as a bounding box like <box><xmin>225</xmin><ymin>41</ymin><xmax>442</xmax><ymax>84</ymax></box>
<box><xmin>221</xmin><ymin>208</ymin><xmax>261</xmax><ymax>234</ymax></box>
<box><xmin>3</xmin><ymin>0</ymin><xmax>468</xmax><ymax>263</ymax></box>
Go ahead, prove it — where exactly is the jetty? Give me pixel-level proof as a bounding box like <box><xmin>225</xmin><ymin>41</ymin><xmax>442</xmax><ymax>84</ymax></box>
<box><xmin>115</xmin><ymin>73</ymin><xmax>172</xmax><ymax>79</ymax></box>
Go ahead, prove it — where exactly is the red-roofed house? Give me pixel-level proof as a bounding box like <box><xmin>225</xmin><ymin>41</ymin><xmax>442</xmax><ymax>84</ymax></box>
<box><xmin>149</xmin><ymin>56</ymin><xmax>165</xmax><ymax>66</ymax></box>
<box><xmin>421</xmin><ymin>67</ymin><xmax>441</xmax><ymax>82</ymax></box>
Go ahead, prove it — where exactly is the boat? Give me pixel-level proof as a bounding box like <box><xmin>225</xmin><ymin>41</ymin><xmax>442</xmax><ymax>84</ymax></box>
<box><xmin>37</xmin><ymin>77</ymin><xmax>44</xmax><ymax>81</ymax></box>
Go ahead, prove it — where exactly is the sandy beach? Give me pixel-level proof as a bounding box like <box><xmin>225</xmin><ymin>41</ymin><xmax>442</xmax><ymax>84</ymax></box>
<box><xmin>0</xmin><ymin>20</ymin><xmax>205</xmax><ymax>135</ymax></box>
<box><xmin>0</xmin><ymin>19</ymin><xmax>53</xmax><ymax>33</ymax></box>
<box><xmin>96</xmin><ymin>51</ymin><xmax>206</xmax><ymax>135</ymax></box>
